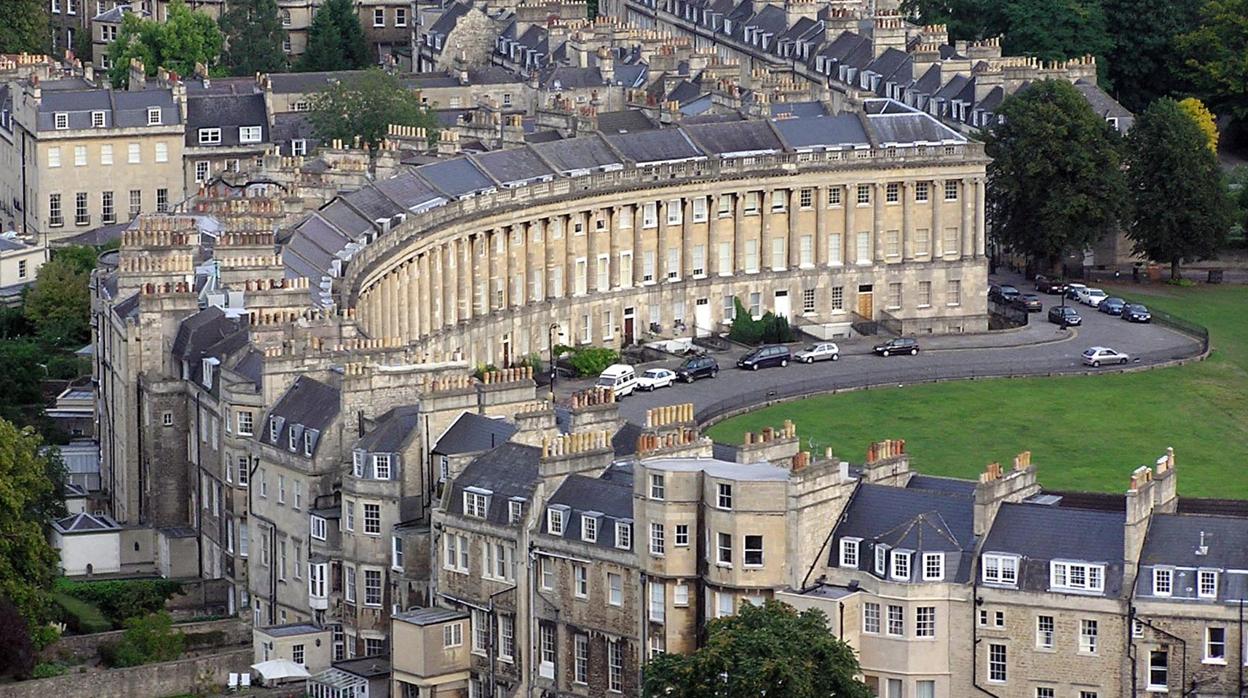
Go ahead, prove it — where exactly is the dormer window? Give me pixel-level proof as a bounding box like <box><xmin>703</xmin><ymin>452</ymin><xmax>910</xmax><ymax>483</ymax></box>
<box><xmin>874</xmin><ymin>544</ymin><xmax>888</xmax><ymax>576</ymax></box>
<box><xmin>923</xmin><ymin>552</ymin><xmax>944</xmax><ymax>581</ymax></box>
<box><xmin>201</xmin><ymin>357</ymin><xmax>217</xmax><ymax>388</ymax></box>
<box><xmin>839</xmin><ymin>538</ymin><xmax>861</xmax><ymax>568</ymax></box>
<box><xmin>508</xmin><ymin>499</ymin><xmax>524</xmax><ymax>524</ymax></box>
<box><xmin>54</xmin><ymin>112</ymin><xmax>69</xmax><ymax>130</ymax></box>
<box><xmin>1153</xmin><ymin>567</ymin><xmax>1173</xmax><ymax>596</ymax></box>
<box><xmin>91</xmin><ymin>111</ymin><xmax>106</xmax><ymax>128</ymax></box>
<box><xmin>547</xmin><ymin>508</ymin><xmax>565</xmax><ymax>535</ymax></box>
<box><xmin>269</xmin><ymin>417</ymin><xmax>279</xmax><ymax>442</ymax></box>
<box><xmin>890</xmin><ymin>550</ymin><xmax>911</xmax><ymax>580</ymax></box>
<box><xmin>352</xmin><ymin>451</ymin><xmax>364</xmax><ymax>477</ymax></box>
<box><xmin>198</xmin><ymin>128</ymin><xmax>221</xmax><ymax>145</ymax></box>
<box><xmin>615</xmin><ymin>522</ymin><xmax>631</xmax><ymax>550</ymax></box>
<box><xmin>239</xmin><ymin>126</ymin><xmax>262</xmax><ymax>143</ymax></box>
<box><xmin>373</xmin><ymin>453</ymin><xmax>391</xmax><ymax>479</ymax></box>
<box><xmin>463</xmin><ymin>488</ymin><xmax>491</xmax><ymax>519</ymax></box>
<box><xmin>288</xmin><ymin>427</ymin><xmax>298</xmax><ymax>451</ymax></box>
<box><xmin>581</xmin><ymin>515</ymin><xmax>598</xmax><ymax>543</ymax></box>
<box><xmin>1051</xmin><ymin>561</ymin><xmax>1105</xmax><ymax>594</ymax></box>
<box><xmin>146</xmin><ymin>107</ymin><xmax>161</xmax><ymax>126</ymax></box>
<box><xmin>1198</xmin><ymin>569</ymin><xmax>1218</xmax><ymax>599</ymax></box>
<box><xmin>303</xmin><ymin>430</ymin><xmax>314</xmax><ymax>456</ymax></box>
<box><xmin>982</xmin><ymin>554</ymin><xmax>1019</xmax><ymax>586</ymax></box>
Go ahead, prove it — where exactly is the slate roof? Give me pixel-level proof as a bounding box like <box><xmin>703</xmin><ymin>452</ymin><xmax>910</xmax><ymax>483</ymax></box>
<box><xmin>595</xmin><ymin>109</ymin><xmax>657</xmax><ymax>134</ymax></box>
<box><xmin>1139</xmin><ymin>513</ymin><xmax>1248</xmax><ymax>570</ymax></box>
<box><xmin>433</xmin><ymin>412</ymin><xmax>517</xmax><ymax>455</ymax></box>
<box><xmin>262</xmin><ymin>622</ymin><xmax>325</xmax><ymax>637</ymax></box>
<box><xmin>771</xmin><ymin>113</ymin><xmax>868</xmax><ymax>150</ymax></box>
<box><xmin>268</xmin><ymin>71</ymin><xmax>371</xmax><ymax>95</ymax></box>
<box><xmin>185</xmin><ymin>94</ymin><xmax>268</xmax><ymax>147</ymax></box>
<box><xmin>529</xmin><ymin>134</ymin><xmax>622</xmax><ymax>173</ymax></box>
<box><xmin>541</xmin><ymin>470</ymin><xmax>634</xmax><ymax>551</ymax></box>
<box><xmin>832</xmin><ymin>483</ymin><xmax>977</xmax><ymax>582</ymax></box>
<box><xmin>685</xmin><ymin>119</ymin><xmax>783</xmax><ymax>156</ymax></box>
<box><xmin>982</xmin><ymin>501</ymin><xmax>1126</xmax><ymax>597</ymax></box>
<box><xmin>357</xmin><ymin>405</ymin><xmax>420</xmax><ymax>454</ymax></box>
<box><xmin>473</xmin><ymin>147</ymin><xmax>556</xmax><ymax>186</ymax></box>
<box><xmin>37</xmin><ymin>86</ymin><xmax>180</xmax><ymax>131</ymax></box>
<box><xmin>171</xmin><ymin>305</ymin><xmax>249</xmax><ymax>386</ymax></box>
<box><xmin>771</xmin><ymin>101</ymin><xmax>827</xmax><ymax>118</ymax></box>
<box><xmin>605</xmin><ymin>128</ymin><xmax>704</xmax><ymax>163</ymax></box>
<box><xmin>447</xmin><ymin>442</ymin><xmax>542</xmax><ymax>525</ymax></box>
<box><xmin>611</xmin><ymin>421</ymin><xmax>642</xmax><ymax>457</ymax></box>
<box><xmin>394</xmin><ymin>607</ymin><xmax>468</xmax><ymax>626</ymax></box>
<box><xmin>906</xmin><ymin>474</ymin><xmax>976</xmax><ymax>496</ymax></box>
<box><xmin>416</xmin><ymin>158</ymin><xmax>495</xmax><ymax>198</ymax></box>
<box><xmin>260</xmin><ymin>375</ymin><xmax>340</xmax><ymax>458</ymax></box>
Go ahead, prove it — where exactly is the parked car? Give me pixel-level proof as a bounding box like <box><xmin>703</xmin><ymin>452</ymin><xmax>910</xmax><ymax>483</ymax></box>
<box><xmin>1122</xmin><ymin>304</ymin><xmax>1152</xmax><ymax>323</ymax></box>
<box><xmin>988</xmin><ymin>284</ymin><xmax>1021</xmax><ymax>304</ymax></box>
<box><xmin>675</xmin><ymin>355</ymin><xmax>719</xmax><ymax>382</ymax></box>
<box><xmin>1012</xmin><ymin>293</ymin><xmax>1043</xmax><ymax>312</ymax></box>
<box><xmin>1082</xmin><ymin>346</ymin><xmax>1130</xmax><ymax>367</ymax></box>
<box><xmin>1035</xmin><ymin>275</ymin><xmax>1067</xmax><ymax>295</ymax></box>
<box><xmin>873</xmin><ymin>337</ymin><xmax>920</xmax><ymax>357</ymax></box>
<box><xmin>595</xmin><ymin>364</ymin><xmax>638</xmax><ymax>398</ymax></box>
<box><xmin>1065</xmin><ymin>283</ymin><xmax>1088</xmax><ymax>300</ymax></box>
<box><xmin>794</xmin><ymin>342</ymin><xmax>840</xmax><ymax>363</ymax></box>
<box><xmin>636</xmin><ymin>368</ymin><xmax>676</xmax><ymax>391</ymax></box>
<box><xmin>1078</xmin><ymin>288</ymin><xmax>1108</xmax><ymax>307</ymax></box>
<box><xmin>1048</xmin><ymin>305</ymin><xmax>1082</xmax><ymax>326</ymax></box>
<box><xmin>1098</xmin><ymin>297</ymin><xmax>1126</xmax><ymax>315</ymax></box>
<box><xmin>737</xmin><ymin>345</ymin><xmax>792</xmax><ymax>370</ymax></box>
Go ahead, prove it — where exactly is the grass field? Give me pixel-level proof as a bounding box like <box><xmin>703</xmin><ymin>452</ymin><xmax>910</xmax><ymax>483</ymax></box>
<box><xmin>706</xmin><ymin>283</ymin><xmax>1248</xmax><ymax>499</ymax></box>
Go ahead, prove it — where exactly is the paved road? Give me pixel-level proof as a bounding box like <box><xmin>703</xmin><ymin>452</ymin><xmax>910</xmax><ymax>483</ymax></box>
<box><xmin>556</xmin><ymin>280</ymin><xmax>1206</xmax><ymax>425</ymax></box>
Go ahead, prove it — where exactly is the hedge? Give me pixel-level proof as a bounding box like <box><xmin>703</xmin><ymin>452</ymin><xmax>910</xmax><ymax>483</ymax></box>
<box><xmin>52</xmin><ymin>592</ymin><xmax>110</xmax><ymax>634</ymax></box>
<box><xmin>54</xmin><ymin>578</ymin><xmax>183</xmax><ymax>627</ymax></box>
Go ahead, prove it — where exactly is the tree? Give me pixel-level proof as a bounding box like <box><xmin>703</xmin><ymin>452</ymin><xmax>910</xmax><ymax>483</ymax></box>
<box><xmin>24</xmin><ymin>255</ymin><xmax>91</xmax><ymax>347</ymax></box>
<box><xmin>985</xmin><ymin>79</ymin><xmax>1128</xmax><ymax>271</ymax></box>
<box><xmin>999</xmin><ymin>0</ymin><xmax>1112</xmax><ymax>67</ymax></box>
<box><xmin>1178</xmin><ymin>97</ymin><xmax>1220</xmax><ymax>152</ymax></box>
<box><xmin>0</xmin><ymin>419</ymin><xmax>62</xmax><ymax>640</ymax></box>
<box><xmin>219</xmin><ymin>0</ymin><xmax>288</xmax><ymax>76</ymax></box>
<box><xmin>0</xmin><ymin>340</ymin><xmax>48</xmax><ymax>422</ymax></box>
<box><xmin>1101</xmin><ymin>0</ymin><xmax>1198</xmax><ymax>112</ymax></box>
<box><xmin>298</xmin><ymin>0</ymin><xmax>369</xmax><ymax>72</ymax></box>
<box><xmin>643</xmin><ymin>600</ymin><xmax>873</xmax><ymax>698</ymax></box>
<box><xmin>107</xmin><ymin>0</ymin><xmax>223</xmax><ymax>88</ymax></box>
<box><xmin>1177</xmin><ymin>0</ymin><xmax>1248</xmax><ymax>134</ymax></box>
<box><xmin>899</xmin><ymin>0</ymin><xmax>1007</xmax><ymax>42</ymax></box>
<box><xmin>52</xmin><ymin>245</ymin><xmax>100</xmax><ymax>276</ymax></box>
<box><xmin>104</xmin><ymin>612</ymin><xmax>184</xmax><ymax>668</ymax></box>
<box><xmin>0</xmin><ymin>598</ymin><xmax>37</xmax><ymax>679</ymax></box>
<box><xmin>308</xmin><ymin>68</ymin><xmax>439</xmax><ymax>149</ymax></box>
<box><xmin>0</xmin><ymin>0</ymin><xmax>48</xmax><ymax>55</ymax></box>
<box><xmin>1125</xmin><ymin>98</ymin><xmax>1234</xmax><ymax>280</ymax></box>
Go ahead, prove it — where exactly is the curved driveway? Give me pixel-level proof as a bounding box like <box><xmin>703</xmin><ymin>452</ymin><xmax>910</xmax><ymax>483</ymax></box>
<box><xmin>589</xmin><ymin>295</ymin><xmax>1206</xmax><ymax>425</ymax></box>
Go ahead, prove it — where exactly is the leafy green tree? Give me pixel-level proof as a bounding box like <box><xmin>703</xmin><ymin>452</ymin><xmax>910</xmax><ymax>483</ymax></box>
<box><xmin>52</xmin><ymin>245</ymin><xmax>100</xmax><ymax>276</ymax></box>
<box><xmin>1125</xmin><ymin>98</ymin><xmax>1234</xmax><ymax>280</ymax></box>
<box><xmin>985</xmin><ymin>79</ymin><xmax>1128</xmax><ymax>271</ymax></box>
<box><xmin>1178</xmin><ymin>97</ymin><xmax>1220</xmax><ymax>152</ymax></box>
<box><xmin>1178</xmin><ymin>0</ymin><xmax>1248</xmax><ymax>132</ymax></box>
<box><xmin>299</xmin><ymin>0</ymin><xmax>369</xmax><ymax>72</ymax></box>
<box><xmin>308</xmin><ymin>68</ymin><xmax>439</xmax><ymax>149</ymax></box>
<box><xmin>0</xmin><ymin>340</ymin><xmax>48</xmax><ymax>422</ymax></box>
<box><xmin>1101</xmin><ymin>0</ymin><xmax>1197</xmax><ymax>111</ymax></box>
<box><xmin>0</xmin><ymin>0</ymin><xmax>48</xmax><ymax>55</ymax></box>
<box><xmin>219</xmin><ymin>0</ymin><xmax>288</xmax><ymax>76</ymax></box>
<box><xmin>104</xmin><ymin>612</ymin><xmax>184</xmax><ymax>667</ymax></box>
<box><xmin>0</xmin><ymin>419</ymin><xmax>62</xmax><ymax>640</ymax></box>
<box><xmin>567</xmin><ymin>347</ymin><xmax>619</xmax><ymax>377</ymax></box>
<box><xmin>643</xmin><ymin>600</ymin><xmax>873</xmax><ymax>698</ymax></box>
<box><xmin>107</xmin><ymin>0</ymin><xmax>223</xmax><ymax>88</ymax></box>
<box><xmin>24</xmin><ymin>255</ymin><xmax>91</xmax><ymax>347</ymax></box>
<box><xmin>999</xmin><ymin>0</ymin><xmax>1112</xmax><ymax>66</ymax></box>
<box><xmin>899</xmin><ymin>0</ymin><xmax>1006</xmax><ymax>42</ymax></box>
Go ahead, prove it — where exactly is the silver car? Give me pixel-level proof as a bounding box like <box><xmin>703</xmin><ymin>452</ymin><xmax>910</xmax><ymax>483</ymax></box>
<box><xmin>1082</xmin><ymin>346</ymin><xmax>1130</xmax><ymax>367</ymax></box>
<box><xmin>794</xmin><ymin>342</ymin><xmax>840</xmax><ymax>364</ymax></box>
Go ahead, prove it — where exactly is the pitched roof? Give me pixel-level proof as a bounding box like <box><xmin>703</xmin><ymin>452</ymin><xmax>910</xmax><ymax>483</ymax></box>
<box><xmin>260</xmin><ymin>375</ymin><xmax>340</xmax><ymax>457</ymax></box>
<box><xmin>37</xmin><ymin>86</ymin><xmax>180</xmax><ymax>131</ymax></box>
<box><xmin>1140</xmin><ymin>513</ymin><xmax>1248</xmax><ymax>570</ymax></box>
<box><xmin>541</xmin><ymin>471</ymin><xmax>634</xmax><ymax>551</ymax></box>
<box><xmin>982</xmin><ymin>501</ymin><xmax>1126</xmax><ymax>596</ymax></box>
<box><xmin>185</xmin><ymin>94</ymin><xmax>268</xmax><ymax>147</ymax></box>
<box><xmin>433</xmin><ymin>412</ymin><xmax>517</xmax><ymax>455</ymax></box>
<box><xmin>356</xmin><ymin>405</ymin><xmax>420</xmax><ymax>453</ymax></box>
<box><xmin>447</xmin><ymin>442</ymin><xmax>542</xmax><ymax>525</ymax></box>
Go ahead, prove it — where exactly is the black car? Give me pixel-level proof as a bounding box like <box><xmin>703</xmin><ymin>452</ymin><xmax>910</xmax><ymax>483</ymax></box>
<box><xmin>1035</xmin><ymin>275</ymin><xmax>1067</xmax><ymax>295</ymax></box>
<box><xmin>873</xmin><ymin>337</ymin><xmax>919</xmax><ymax>356</ymax></box>
<box><xmin>1012</xmin><ymin>293</ymin><xmax>1043</xmax><ymax>312</ymax></box>
<box><xmin>1048</xmin><ymin>305</ymin><xmax>1081</xmax><ymax>326</ymax></box>
<box><xmin>737</xmin><ymin>345</ymin><xmax>791</xmax><ymax>370</ymax></box>
<box><xmin>1122</xmin><ymin>304</ymin><xmax>1152</xmax><ymax>323</ymax></box>
<box><xmin>988</xmin><ymin>284</ymin><xmax>1021</xmax><ymax>304</ymax></box>
<box><xmin>1098</xmin><ymin>297</ymin><xmax>1126</xmax><ymax>315</ymax></box>
<box><xmin>676</xmin><ymin>355</ymin><xmax>719</xmax><ymax>382</ymax></box>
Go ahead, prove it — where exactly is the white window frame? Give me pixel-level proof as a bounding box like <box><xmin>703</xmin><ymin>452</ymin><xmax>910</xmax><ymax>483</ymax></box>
<box><xmin>839</xmin><ymin>538</ymin><xmax>860</xmax><ymax>568</ymax></box>
<box><xmin>463</xmin><ymin>489</ymin><xmax>490</xmax><ymax>519</ymax></box>
<box><xmin>981</xmin><ymin>553</ymin><xmax>1019</xmax><ymax>586</ymax></box>
<box><xmin>615</xmin><ymin>522</ymin><xmax>631</xmax><ymax>550</ymax></box>
<box><xmin>890</xmin><ymin>550</ymin><xmax>911</xmax><ymax>580</ymax></box>
<box><xmin>863</xmin><ymin>602</ymin><xmax>880</xmax><ymax>634</ymax></box>
<box><xmin>1198</xmin><ymin>569</ymin><xmax>1218</xmax><ymax>599</ymax></box>
<box><xmin>1152</xmin><ymin>567</ymin><xmax>1173</xmax><ymax>596</ymax></box>
<box><xmin>581</xmin><ymin>515</ymin><xmax>598</xmax><ymax>543</ymax></box>
<box><xmin>1051</xmin><ymin>561</ymin><xmax>1105</xmax><ymax>594</ymax></box>
<box><xmin>239</xmin><ymin>126</ymin><xmax>263</xmax><ymax>143</ymax></box>
<box><xmin>1036</xmin><ymin>615</ymin><xmax>1054</xmax><ymax>649</ymax></box>
<box><xmin>1205</xmin><ymin>626</ymin><xmax>1227</xmax><ymax>664</ymax></box>
<box><xmin>373</xmin><ymin>453</ymin><xmax>391</xmax><ymax>480</ymax></box>
<box><xmin>649</xmin><ymin>522</ymin><xmax>665</xmax><ymax>556</ymax></box>
<box><xmin>547</xmin><ymin>508</ymin><xmax>565</xmax><ymax>535</ymax></box>
<box><xmin>922</xmin><ymin>552</ymin><xmax>944</xmax><ymax>581</ymax></box>
<box><xmin>1079</xmin><ymin>619</ymin><xmax>1098</xmax><ymax>654</ymax></box>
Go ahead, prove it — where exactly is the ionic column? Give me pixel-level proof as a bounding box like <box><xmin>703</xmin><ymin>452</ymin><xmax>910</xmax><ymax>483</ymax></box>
<box><xmin>503</xmin><ymin>225</ymin><xmax>514</xmax><ymax>307</ymax></box>
<box><xmin>632</xmin><ymin>205</ymin><xmax>644</xmax><ymax>286</ymax></box>
<box><xmin>459</xmin><ymin>237</ymin><xmax>472</xmax><ymax>322</ymax></box>
<box><xmin>681</xmin><ymin>197</ymin><xmax>693</xmax><ymax>277</ymax></box>
<box><xmin>760</xmin><ymin>190</ymin><xmax>772</xmax><ymax>269</ymax></box>
<box><xmin>815</xmin><ymin>186</ymin><xmax>826</xmax><ymax>266</ymax></box>
<box><xmin>961</xmin><ymin>179</ymin><xmax>974</xmax><ymax>258</ymax></box>
<box><xmin>443</xmin><ymin>243</ymin><xmax>455</xmax><ymax>326</ymax></box>
<box><xmin>788</xmin><ymin>188</ymin><xmax>800</xmax><ymax>268</ymax></box>
<box><xmin>606</xmin><ymin>207</ymin><xmax>618</xmax><ymax>290</ymax></box>
<box><xmin>902</xmin><ymin>182</ymin><xmax>914</xmax><ymax>261</ymax></box>
<box><xmin>472</xmin><ymin>233</ymin><xmax>485</xmax><ymax>315</ymax></box>
<box><xmin>932</xmin><ymin>182</ymin><xmax>944</xmax><ymax>258</ymax></box>
<box><xmin>873</xmin><ymin>182</ymin><xmax>885</xmax><ymax>262</ymax></box>
<box><xmin>733</xmin><ymin>192</ymin><xmax>744</xmax><ymax>272</ymax></box>
<box><xmin>975</xmin><ymin>178</ymin><xmax>987</xmax><ymax>257</ymax></box>
<box><xmin>545</xmin><ymin>218</ymin><xmax>556</xmax><ymax>299</ymax></box>
<box><xmin>587</xmin><ymin>212</ymin><xmax>598</xmax><ymax>291</ymax></box>
<box><xmin>420</xmin><ymin>252</ymin><xmax>432</xmax><ymax>335</ymax></box>
<box><xmin>564</xmin><ymin>214</ymin><xmax>575</xmax><ymax>297</ymax></box>
<box><xmin>523</xmin><ymin>222</ymin><xmax>535</xmax><ymax>303</ymax></box>
<box><xmin>397</xmin><ymin>266</ymin><xmax>410</xmax><ymax>339</ymax></box>
<box><xmin>844</xmin><ymin>188</ymin><xmax>855</xmax><ymax>264</ymax></box>
<box><xmin>383</xmin><ymin>273</ymin><xmax>397</xmax><ymax>340</ymax></box>
<box><xmin>407</xmin><ymin>260</ymin><xmax>420</xmax><ymax>339</ymax></box>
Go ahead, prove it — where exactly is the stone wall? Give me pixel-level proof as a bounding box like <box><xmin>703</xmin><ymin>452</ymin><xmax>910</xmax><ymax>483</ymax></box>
<box><xmin>40</xmin><ymin>618</ymin><xmax>249</xmax><ymax>664</ymax></box>
<box><xmin>2</xmin><ymin>648</ymin><xmax>251</xmax><ymax>698</ymax></box>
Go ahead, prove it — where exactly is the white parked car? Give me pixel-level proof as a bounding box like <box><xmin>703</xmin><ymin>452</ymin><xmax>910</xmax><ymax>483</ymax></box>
<box><xmin>636</xmin><ymin>368</ymin><xmax>677</xmax><ymax>391</ymax></box>
<box><xmin>794</xmin><ymin>342</ymin><xmax>840</xmax><ymax>363</ymax></box>
<box><xmin>1082</xmin><ymin>346</ymin><xmax>1130</xmax><ymax>367</ymax></box>
<box><xmin>1079</xmin><ymin>287</ymin><xmax>1108</xmax><ymax>307</ymax></box>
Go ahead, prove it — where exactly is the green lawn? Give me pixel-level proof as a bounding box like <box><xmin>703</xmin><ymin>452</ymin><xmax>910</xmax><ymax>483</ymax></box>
<box><xmin>706</xmin><ymin>283</ymin><xmax>1248</xmax><ymax>499</ymax></box>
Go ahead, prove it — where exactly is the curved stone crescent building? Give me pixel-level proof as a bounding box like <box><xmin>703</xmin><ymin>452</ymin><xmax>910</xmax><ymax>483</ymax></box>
<box><xmin>290</xmin><ymin>99</ymin><xmax>989</xmax><ymax>366</ymax></box>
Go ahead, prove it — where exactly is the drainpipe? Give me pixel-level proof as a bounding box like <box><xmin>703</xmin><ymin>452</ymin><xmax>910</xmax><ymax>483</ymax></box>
<box><xmin>195</xmin><ymin>391</ymin><xmax>204</xmax><ymax>580</ymax></box>
<box><xmin>801</xmin><ymin>482</ymin><xmax>859</xmax><ymax>589</ymax></box>
<box><xmin>971</xmin><ymin>575</ymin><xmax>1003</xmax><ymax>698</ymax></box>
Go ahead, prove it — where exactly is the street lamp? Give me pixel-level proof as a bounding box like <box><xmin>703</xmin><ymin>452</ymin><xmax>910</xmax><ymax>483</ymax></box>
<box><xmin>548</xmin><ymin>323</ymin><xmax>562</xmax><ymax>401</ymax></box>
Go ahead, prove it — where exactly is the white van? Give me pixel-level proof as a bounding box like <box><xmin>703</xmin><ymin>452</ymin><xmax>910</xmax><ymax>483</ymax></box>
<box><xmin>596</xmin><ymin>364</ymin><xmax>638</xmax><ymax>399</ymax></box>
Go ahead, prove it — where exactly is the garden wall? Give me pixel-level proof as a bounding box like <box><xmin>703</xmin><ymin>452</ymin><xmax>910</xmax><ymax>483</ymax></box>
<box><xmin>40</xmin><ymin>618</ymin><xmax>248</xmax><ymax>664</ymax></box>
<box><xmin>0</xmin><ymin>648</ymin><xmax>251</xmax><ymax>698</ymax></box>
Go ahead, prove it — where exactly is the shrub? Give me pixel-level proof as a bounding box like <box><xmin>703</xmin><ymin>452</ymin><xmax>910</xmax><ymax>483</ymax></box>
<box><xmin>567</xmin><ymin>347</ymin><xmax>619</xmax><ymax>377</ymax></box>
<box><xmin>30</xmin><ymin>662</ymin><xmax>66</xmax><ymax>679</ymax></box>
<box><xmin>182</xmin><ymin>630</ymin><xmax>227</xmax><ymax>650</ymax></box>
<box><xmin>54</xmin><ymin>578</ymin><xmax>183</xmax><ymax>627</ymax></box>
<box><xmin>53</xmin><ymin>592</ymin><xmax>111</xmax><ymax>634</ymax></box>
<box><xmin>728</xmin><ymin>298</ymin><xmax>795</xmax><ymax>345</ymax></box>
<box><xmin>103</xmin><ymin>612</ymin><xmax>184</xmax><ymax>668</ymax></box>
<box><xmin>471</xmin><ymin>363</ymin><xmax>498</xmax><ymax>380</ymax></box>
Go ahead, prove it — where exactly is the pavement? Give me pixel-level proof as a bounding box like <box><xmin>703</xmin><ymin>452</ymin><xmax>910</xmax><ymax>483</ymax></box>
<box><xmin>553</xmin><ymin>272</ymin><xmax>1207</xmax><ymax>425</ymax></box>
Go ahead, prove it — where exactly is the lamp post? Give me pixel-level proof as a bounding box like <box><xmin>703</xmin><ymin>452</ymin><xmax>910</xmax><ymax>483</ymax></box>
<box><xmin>548</xmin><ymin>322</ymin><xmax>562</xmax><ymax>401</ymax></box>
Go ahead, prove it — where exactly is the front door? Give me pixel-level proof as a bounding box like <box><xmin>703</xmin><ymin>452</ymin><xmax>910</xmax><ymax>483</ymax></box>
<box><xmin>694</xmin><ymin>298</ymin><xmax>712</xmax><ymax>337</ymax></box>
<box><xmin>501</xmin><ymin>333</ymin><xmax>511</xmax><ymax>368</ymax></box>
<box><xmin>623</xmin><ymin>307</ymin><xmax>635</xmax><ymax>345</ymax></box>
<box><xmin>857</xmin><ymin>284</ymin><xmax>874</xmax><ymax>318</ymax></box>
<box><xmin>773</xmin><ymin>290</ymin><xmax>791</xmax><ymax>319</ymax></box>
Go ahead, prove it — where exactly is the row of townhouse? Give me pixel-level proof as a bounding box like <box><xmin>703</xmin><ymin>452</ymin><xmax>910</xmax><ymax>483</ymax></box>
<box><xmin>395</xmin><ymin>416</ymin><xmax>1247</xmax><ymax>698</ymax></box>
